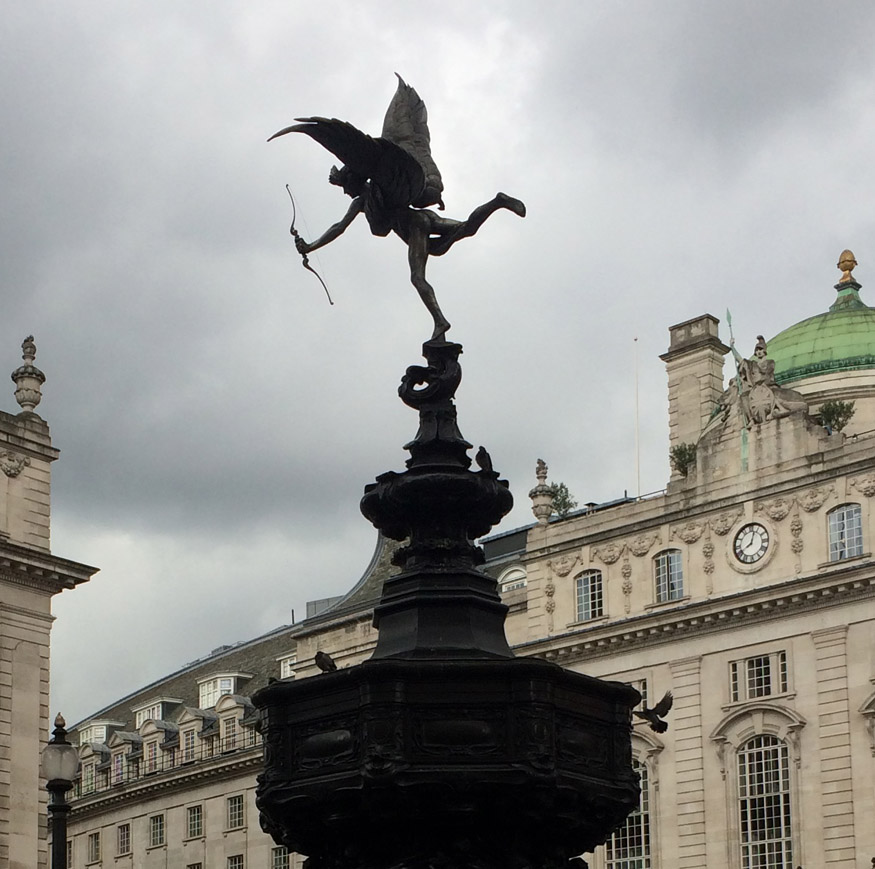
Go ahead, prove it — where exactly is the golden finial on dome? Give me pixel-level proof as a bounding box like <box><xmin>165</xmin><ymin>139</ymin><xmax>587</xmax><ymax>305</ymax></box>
<box><xmin>837</xmin><ymin>249</ymin><xmax>858</xmax><ymax>283</ymax></box>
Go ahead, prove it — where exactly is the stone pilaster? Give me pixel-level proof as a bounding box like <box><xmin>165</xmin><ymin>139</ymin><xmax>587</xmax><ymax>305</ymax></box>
<box><xmin>660</xmin><ymin>314</ymin><xmax>729</xmax><ymax>453</ymax></box>
<box><xmin>668</xmin><ymin>655</ymin><xmax>706</xmax><ymax>869</ymax></box>
<box><xmin>811</xmin><ymin>626</ymin><xmax>855</xmax><ymax>868</ymax></box>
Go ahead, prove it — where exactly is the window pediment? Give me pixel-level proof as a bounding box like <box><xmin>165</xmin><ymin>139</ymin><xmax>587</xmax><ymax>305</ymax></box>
<box><xmin>710</xmin><ymin>701</ymin><xmax>806</xmax><ymax>777</ymax></box>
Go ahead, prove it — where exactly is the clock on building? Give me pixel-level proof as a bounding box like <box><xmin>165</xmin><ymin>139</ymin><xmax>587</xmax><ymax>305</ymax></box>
<box><xmin>733</xmin><ymin>523</ymin><xmax>770</xmax><ymax>564</ymax></box>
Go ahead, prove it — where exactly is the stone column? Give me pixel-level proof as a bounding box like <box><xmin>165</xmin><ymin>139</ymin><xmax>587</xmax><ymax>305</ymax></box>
<box><xmin>811</xmin><ymin>626</ymin><xmax>855</xmax><ymax>867</ymax></box>
<box><xmin>660</xmin><ymin>314</ymin><xmax>729</xmax><ymax>454</ymax></box>
<box><xmin>669</xmin><ymin>655</ymin><xmax>706</xmax><ymax>869</ymax></box>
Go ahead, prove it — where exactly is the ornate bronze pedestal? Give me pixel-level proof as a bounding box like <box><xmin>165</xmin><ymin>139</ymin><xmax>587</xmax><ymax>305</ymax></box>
<box><xmin>255</xmin><ymin>340</ymin><xmax>639</xmax><ymax>869</ymax></box>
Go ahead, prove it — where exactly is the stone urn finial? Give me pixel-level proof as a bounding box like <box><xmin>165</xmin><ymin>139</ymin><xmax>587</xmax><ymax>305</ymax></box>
<box><xmin>837</xmin><ymin>249</ymin><xmax>858</xmax><ymax>284</ymax></box>
<box><xmin>528</xmin><ymin>458</ymin><xmax>553</xmax><ymax>525</ymax></box>
<box><xmin>11</xmin><ymin>335</ymin><xmax>46</xmax><ymax>414</ymax></box>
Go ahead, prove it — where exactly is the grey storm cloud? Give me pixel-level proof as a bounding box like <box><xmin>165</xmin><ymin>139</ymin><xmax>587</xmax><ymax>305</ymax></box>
<box><xmin>3</xmin><ymin>0</ymin><xmax>875</xmax><ymax>723</ymax></box>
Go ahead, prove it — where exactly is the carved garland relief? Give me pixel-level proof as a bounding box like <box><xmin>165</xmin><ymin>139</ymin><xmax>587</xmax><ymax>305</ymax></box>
<box><xmin>0</xmin><ymin>451</ymin><xmax>30</xmax><ymax>478</ymax></box>
<box><xmin>754</xmin><ymin>498</ymin><xmax>792</xmax><ymax>522</ymax></box>
<box><xmin>670</xmin><ymin>522</ymin><xmax>704</xmax><ymax>544</ymax></box>
<box><xmin>798</xmin><ymin>485</ymin><xmax>834</xmax><ymax>513</ymax></box>
<box><xmin>850</xmin><ymin>474</ymin><xmax>875</xmax><ymax>497</ymax></box>
<box><xmin>592</xmin><ymin>542</ymin><xmax>622</xmax><ymax>565</ymax></box>
<box><xmin>710</xmin><ymin>511</ymin><xmax>743</xmax><ymax>536</ymax></box>
<box><xmin>628</xmin><ymin>533</ymin><xmax>661</xmax><ymax>557</ymax></box>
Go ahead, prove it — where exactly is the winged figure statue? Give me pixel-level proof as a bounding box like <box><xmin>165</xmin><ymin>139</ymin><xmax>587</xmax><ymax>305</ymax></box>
<box><xmin>269</xmin><ymin>75</ymin><xmax>526</xmax><ymax>340</ymax></box>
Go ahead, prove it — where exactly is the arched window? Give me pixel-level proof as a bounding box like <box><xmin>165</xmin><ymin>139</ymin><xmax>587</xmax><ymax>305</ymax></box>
<box><xmin>737</xmin><ymin>736</ymin><xmax>793</xmax><ymax>869</ymax></box>
<box><xmin>575</xmin><ymin>570</ymin><xmax>604</xmax><ymax>621</ymax></box>
<box><xmin>711</xmin><ymin>704</ymin><xmax>805</xmax><ymax>869</ymax></box>
<box><xmin>827</xmin><ymin>503</ymin><xmax>863</xmax><ymax>561</ymax></box>
<box><xmin>498</xmin><ymin>566</ymin><xmax>527</xmax><ymax>593</ymax></box>
<box><xmin>605</xmin><ymin>757</ymin><xmax>651</xmax><ymax>869</ymax></box>
<box><xmin>653</xmin><ymin>549</ymin><xmax>683</xmax><ymax>602</ymax></box>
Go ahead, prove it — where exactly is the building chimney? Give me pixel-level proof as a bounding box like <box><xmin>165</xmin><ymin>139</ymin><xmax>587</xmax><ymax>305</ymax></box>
<box><xmin>660</xmin><ymin>314</ymin><xmax>729</xmax><ymax>453</ymax></box>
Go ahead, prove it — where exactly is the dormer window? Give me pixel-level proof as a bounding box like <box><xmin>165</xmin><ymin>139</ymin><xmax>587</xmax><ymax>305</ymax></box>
<box><xmin>135</xmin><ymin>703</ymin><xmax>162</xmax><ymax>729</ymax></box>
<box><xmin>132</xmin><ymin>697</ymin><xmax>181</xmax><ymax>729</ymax></box>
<box><xmin>498</xmin><ymin>566</ymin><xmax>527</xmax><ymax>593</ymax></box>
<box><xmin>79</xmin><ymin>724</ymin><xmax>106</xmax><ymax>744</ymax></box>
<box><xmin>278</xmin><ymin>654</ymin><xmax>297</xmax><ymax>680</ymax></box>
<box><xmin>198</xmin><ymin>676</ymin><xmax>235</xmax><ymax>709</ymax></box>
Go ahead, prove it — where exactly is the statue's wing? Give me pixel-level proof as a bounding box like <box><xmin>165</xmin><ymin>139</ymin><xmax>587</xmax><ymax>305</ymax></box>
<box><xmin>381</xmin><ymin>75</ymin><xmax>444</xmax><ymax>209</ymax></box>
<box><xmin>269</xmin><ymin>117</ymin><xmax>382</xmax><ymax>178</ymax></box>
<box><xmin>270</xmin><ymin>116</ymin><xmax>428</xmax><ymax>211</ymax></box>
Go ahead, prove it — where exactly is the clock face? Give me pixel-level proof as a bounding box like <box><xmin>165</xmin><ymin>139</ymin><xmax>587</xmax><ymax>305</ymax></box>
<box><xmin>733</xmin><ymin>523</ymin><xmax>770</xmax><ymax>564</ymax></box>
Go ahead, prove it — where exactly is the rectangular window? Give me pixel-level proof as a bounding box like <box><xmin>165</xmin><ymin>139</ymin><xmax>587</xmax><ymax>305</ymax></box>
<box><xmin>199</xmin><ymin>676</ymin><xmax>235</xmax><ymax>709</ymax></box>
<box><xmin>654</xmin><ymin>550</ymin><xmax>684</xmax><ymax>602</ymax></box>
<box><xmin>134</xmin><ymin>702</ymin><xmax>162</xmax><ymax>728</ymax></box>
<box><xmin>575</xmin><ymin>570</ymin><xmax>604</xmax><ymax>621</ymax></box>
<box><xmin>222</xmin><ymin>716</ymin><xmax>238</xmax><ymax>751</ymax></box>
<box><xmin>279</xmin><ymin>655</ymin><xmax>297</xmax><ymax>679</ymax></box>
<box><xmin>81</xmin><ymin>761</ymin><xmax>96</xmax><ymax>794</ymax></box>
<box><xmin>630</xmin><ymin>678</ymin><xmax>648</xmax><ymax>709</ymax></box>
<box><xmin>66</xmin><ymin>840</ymin><xmax>72</xmax><ymax>869</ymax></box>
<box><xmin>112</xmin><ymin>752</ymin><xmax>125</xmax><ymax>784</ymax></box>
<box><xmin>145</xmin><ymin>740</ymin><xmax>159</xmax><ymax>774</ymax></box>
<box><xmin>183</xmin><ymin>729</ymin><xmax>197</xmax><ymax>762</ymax></box>
<box><xmin>605</xmin><ymin>758</ymin><xmax>650</xmax><ymax>868</ymax></box>
<box><xmin>149</xmin><ymin>814</ymin><xmax>165</xmax><ymax>847</ymax></box>
<box><xmin>117</xmin><ymin>823</ymin><xmax>131</xmax><ymax>855</ymax></box>
<box><xmin>227</xmin><ymin>794</ymin><xmax>245</xmax><ymax>829</ymax></box>
<box><xmin>80</xmin><ymin>724</ymin><xmax>107</xmax><ymax>744</ymax></box>
<box><xmin>187</xmin><ymin>804</ymin><xmax>204</xmax><ymax>839</ymax></box>
<box><xmin>828</xmin><ymin>504</ymin><xmax>863</xmax><ymax>561</ymax></box>
<box><xmin>87</xmin><ymin>832</ymin><xmax>100</xmax><ymax>863</ymax></box>
<box><xmin>731</xmin><ymin>651</ymin><xmax>788</xmax><ymax>702</ymax></box>
<box><xmin>738</xmin><ymin>736</ymin><xmax>793</xmax><ymax>868</ymax></box>
<box><xmin>228</xmin><ymin>856</ymin><xmax>244</xmax><ymax>869</ymax></box>
<box><xmin>272</xmin><ymin>846</ymin><xmax>290</xmax><ymax>869</ymax></box>
<box><xmin>187</xmin><ymin>864</ymin><xmax>204</xmax><ymax>869</ymax></box>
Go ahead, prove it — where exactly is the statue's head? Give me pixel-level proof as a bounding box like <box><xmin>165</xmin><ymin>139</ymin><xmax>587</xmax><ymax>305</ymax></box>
<box><xmin>329</xmin><ymin>165</ymin><xmax>365</xmax><ymax>198</ymax></box>
<box><xmin>754</xmin><ymin>335</ymin><xmax>768</xmax><ymax>359</ymax></box>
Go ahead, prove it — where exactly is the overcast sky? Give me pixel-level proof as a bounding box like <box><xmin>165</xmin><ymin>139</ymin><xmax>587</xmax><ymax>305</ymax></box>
<box><xmin>4</xmin><ymin>2</ymin><xmax>875</xmax><ymax>725</ymax></box>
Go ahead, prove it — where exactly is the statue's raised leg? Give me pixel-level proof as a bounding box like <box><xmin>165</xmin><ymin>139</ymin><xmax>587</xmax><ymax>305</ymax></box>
<box><xmin>428</xmin><ymin>193</ymin><xmax>526</xmax><ymax>257</ymax></box>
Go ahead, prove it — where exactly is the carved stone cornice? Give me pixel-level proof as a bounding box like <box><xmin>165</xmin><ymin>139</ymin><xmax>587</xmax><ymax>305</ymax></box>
<box><xmin>70</xmin><ymin>747</ymin><xmax>263</xmax><ymax>821</ymax></box>
<box><xmin>0</xmin><ymin>542</ymin><xmax>98</xmax><ymax>593</ymax></box>
<box><xmin>524</xmin><ymin>565</ymin><xmax>875</xmax><ymax>665</ymax></box>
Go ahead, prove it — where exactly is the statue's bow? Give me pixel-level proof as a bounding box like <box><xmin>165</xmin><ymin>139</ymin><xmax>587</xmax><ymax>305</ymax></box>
<box><xmin>286</xmin><ymin>185</ymin><xmax>333</xmax><ymax>305</ymax></box>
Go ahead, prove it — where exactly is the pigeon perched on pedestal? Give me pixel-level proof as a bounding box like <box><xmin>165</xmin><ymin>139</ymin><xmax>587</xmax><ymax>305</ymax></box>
<box><xmin>315</xmin><ymin>650</ymin><xmax>338</xmax><ymax>673</ymax></box>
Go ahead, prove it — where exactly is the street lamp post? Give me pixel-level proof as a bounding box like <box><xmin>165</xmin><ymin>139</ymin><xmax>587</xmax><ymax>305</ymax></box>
<box><xmin>41</xmin><ymin>714</ymin><xmax>80</xmax><ymax>869</ymax></box>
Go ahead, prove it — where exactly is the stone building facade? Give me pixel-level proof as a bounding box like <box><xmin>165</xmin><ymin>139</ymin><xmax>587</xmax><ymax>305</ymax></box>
<box><xmin>64</xmin><ymin>258</ymin><xmax>875</xmax><ymax>869</ymax></box>
<box><xmin>0</xmin><ymin>336</ymin><xmax>97</xmax><ymax>869</ymax></box>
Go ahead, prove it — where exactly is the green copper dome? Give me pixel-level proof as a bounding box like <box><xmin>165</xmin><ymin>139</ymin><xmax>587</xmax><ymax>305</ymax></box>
<box><xmin>767</xmin><ymin>281</ymin><xmax>875</xmax><ymax>384</ymax></box>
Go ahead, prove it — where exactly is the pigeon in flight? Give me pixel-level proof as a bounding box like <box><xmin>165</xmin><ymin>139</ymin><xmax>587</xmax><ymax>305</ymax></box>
<box><xmin>633</xmin><ymin>691</ymin><xmax>673</xmax><ymax>733</ymax></box>
<box><xmin>315</xmin><ymin>650</ymin><xmax>338</xmax><ymax>673</ymax></box>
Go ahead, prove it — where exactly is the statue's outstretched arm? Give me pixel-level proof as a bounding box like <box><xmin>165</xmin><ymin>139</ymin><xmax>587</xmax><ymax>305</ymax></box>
<box><xmin>298</xmin><ymin>197</ymin><xmax>364</xmax><ymax>254</ymax></box>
